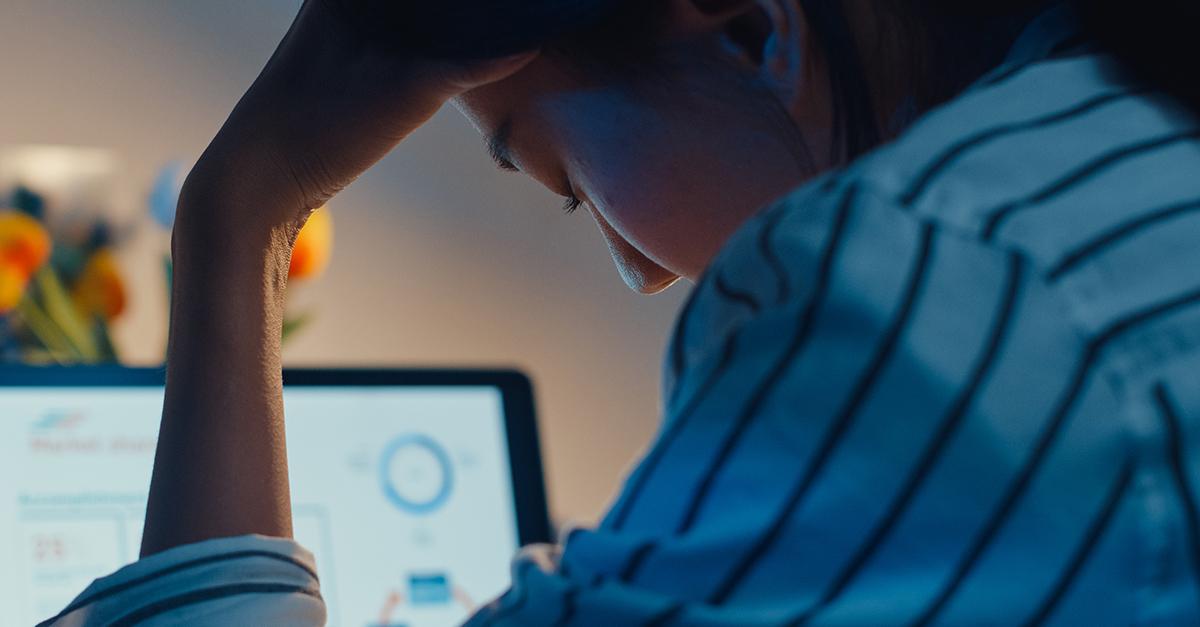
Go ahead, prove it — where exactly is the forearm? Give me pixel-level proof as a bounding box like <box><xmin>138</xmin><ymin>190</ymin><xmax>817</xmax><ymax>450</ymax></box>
<box><xmin>135</xmin><ymin>0</ymin><xmax>535</xmax><ymax>557</ymax></box>
<box><xmin>141</xmin><ymin>161</ymin><xmax>298</xmax><ymax>557</ymax></box>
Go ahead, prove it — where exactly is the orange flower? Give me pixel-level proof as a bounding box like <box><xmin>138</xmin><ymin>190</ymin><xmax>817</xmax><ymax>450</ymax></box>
<box><xmin>0</xmin><ymin>262</ymin><xmax>27</xmax><ymax>313</ymax></box>
<box><xmin>289</xmin><ymin>206</ymin><xmax>333</xmax><ymax>280</ymax></box>
<box><xmin>72</xmin><ymin>249</ymin><xmax>127</xmax><ymax>320</ymax></box>
<box><xmin>0</xmin><ymin>210</ymin><xmax>51</xmax><ymax>278</ymax></box>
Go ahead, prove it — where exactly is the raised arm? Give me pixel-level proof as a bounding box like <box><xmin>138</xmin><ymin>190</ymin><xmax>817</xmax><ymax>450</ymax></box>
<box><xmin>140</xmin><ymin>0</ymin><xmax>537</xmax><ymax>557</ymax></box>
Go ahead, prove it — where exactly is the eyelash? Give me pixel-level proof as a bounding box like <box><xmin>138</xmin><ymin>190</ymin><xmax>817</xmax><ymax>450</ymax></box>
<box><xmin>561</xmin><ymin>195</ymin><xmax>583</xmax><ymax>215</ymax></box>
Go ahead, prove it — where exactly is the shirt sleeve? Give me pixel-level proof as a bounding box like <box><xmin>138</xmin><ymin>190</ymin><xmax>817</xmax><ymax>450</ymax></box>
<box><xmin>39</xmin><ymin>535</ymin><xmax>325</xmax><ymax>627</ymax></box>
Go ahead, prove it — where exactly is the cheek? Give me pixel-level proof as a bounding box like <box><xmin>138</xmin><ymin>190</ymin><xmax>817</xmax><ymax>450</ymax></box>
<box><xmin>545</xmin><ymin>89</ymin><xmax>805</xmax><ymax>280</ymax></box>
<box><xmin>552</xmin><ymin>99</ymin><xmax>700</xmax><ymax>272</ymax></box>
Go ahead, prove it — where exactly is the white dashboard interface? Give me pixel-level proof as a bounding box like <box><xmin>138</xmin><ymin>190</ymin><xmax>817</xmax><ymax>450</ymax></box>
<box><xmin>0</xmin><ymin>386</ymin><xmax>521</xmax><ymax>627</ymax></box>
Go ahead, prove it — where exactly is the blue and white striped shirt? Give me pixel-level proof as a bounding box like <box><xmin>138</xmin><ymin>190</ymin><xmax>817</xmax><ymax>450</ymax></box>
<box><xmin>46</xmin><ymin>6</ymin><xmax>1200</xmax><ymax>626</ymax></box>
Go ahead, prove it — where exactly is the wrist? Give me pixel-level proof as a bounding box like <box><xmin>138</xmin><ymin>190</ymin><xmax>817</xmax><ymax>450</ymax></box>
<box><xmin>180</xmin><ymin>132</ymin><xmax>315</xmax><ymax>233</ymax></box>
<box><xmin>171</xmin><ymin>157</ymin><xmax>297</xmax><ymax>297</ymax></box>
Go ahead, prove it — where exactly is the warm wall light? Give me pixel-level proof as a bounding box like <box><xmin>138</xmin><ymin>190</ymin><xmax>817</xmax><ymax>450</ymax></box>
<box><xmin>0</xmin><ymin>145</ymin><xmax>116</xmax><ymax>217</ymax></box>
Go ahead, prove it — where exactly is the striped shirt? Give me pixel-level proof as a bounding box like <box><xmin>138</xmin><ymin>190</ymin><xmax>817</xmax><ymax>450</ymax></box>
<box><xmin>45</xmin><ymin>5</ymin><xmax>1200</xmax><ymax>626</ymax></box>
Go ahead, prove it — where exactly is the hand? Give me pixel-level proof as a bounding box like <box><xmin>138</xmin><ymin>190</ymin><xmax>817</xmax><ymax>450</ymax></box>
<box><xmin>181</xmin><ymin>0</ymin><xmax>538</xmax><ymax>239</ymax></box>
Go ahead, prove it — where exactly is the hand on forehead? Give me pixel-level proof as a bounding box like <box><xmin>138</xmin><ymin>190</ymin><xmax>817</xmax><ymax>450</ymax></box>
<box><xmin>318</xmin><ymin>0</ymin><xmax>624</xmax><ymax>58</ymax></box>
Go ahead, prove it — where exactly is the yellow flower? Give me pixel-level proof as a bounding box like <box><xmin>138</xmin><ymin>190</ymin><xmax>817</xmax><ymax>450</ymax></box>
<box><xmin>72</xmin><ymin>249</ymin><xmax>127</xmax><ymax>320</ymax></box>
<box><xmin>0</xmin><ymin>210</ymin><xmax>51</xmax><ymax>278</ymax></box>
<box><xmin>289</xmin><ymin>206</ymin><xmax>333</xmax><ymax>280</ymax></box>
<box><xmin>0</xmin><ymin>262</ymin><xmax>27</xmax><ymax>313</ymax></box>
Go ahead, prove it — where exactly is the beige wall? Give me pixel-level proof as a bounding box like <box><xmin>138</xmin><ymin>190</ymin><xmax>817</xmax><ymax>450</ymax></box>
<box><xmin>0</xmin><ymin>1</ymin><xmax>688</xmax><ymax>525</ymax></box>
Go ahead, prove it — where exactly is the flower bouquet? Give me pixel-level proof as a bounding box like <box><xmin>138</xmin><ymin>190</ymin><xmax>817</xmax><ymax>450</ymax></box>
<box><xmin>0</xmin><ymin>148</ymin><xmax>333</xmax><ymax>365</ymax></box>
<box><xmin>0</xmin><ymin>146</ymin><xmax>128</xmax><ymax>364</ymax></box>
<box><xmin>0</xmin><ymin>198</ymin><xmax>126</xmax><ymax>364</ymax></box>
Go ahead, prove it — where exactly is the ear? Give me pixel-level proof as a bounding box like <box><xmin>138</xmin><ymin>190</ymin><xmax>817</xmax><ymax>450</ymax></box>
<box><xmin>665</xmin><ymin>0</ymin><xmax>810</xmax><ymax>109</ymax></box>
<box><xmin>662</xmin><ymin>0</ymin><xmax>760</xmax><ymax>35</ymax></box>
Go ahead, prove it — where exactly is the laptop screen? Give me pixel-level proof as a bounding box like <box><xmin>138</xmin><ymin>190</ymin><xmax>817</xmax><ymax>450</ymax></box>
<box><xmin>0</xmin><ymin>383</ymin><xmax>525</xmax><ymax>627</ymax></box>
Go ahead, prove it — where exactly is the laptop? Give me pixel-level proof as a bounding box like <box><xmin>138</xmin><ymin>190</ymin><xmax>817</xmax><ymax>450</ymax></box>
<box><xmin>0</xmin><ymin>366</ymin><xmax>552</xmax><ymax>627</ymax></box>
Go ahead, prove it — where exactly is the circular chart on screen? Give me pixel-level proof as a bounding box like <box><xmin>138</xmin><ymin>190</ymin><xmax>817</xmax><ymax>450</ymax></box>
<box><xmin>379</xmin><ymin>434</ymin><xmax>454</xmax><ymax>515</ymax></box>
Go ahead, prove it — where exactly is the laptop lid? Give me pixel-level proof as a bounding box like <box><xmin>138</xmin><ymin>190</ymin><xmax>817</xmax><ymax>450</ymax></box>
<box><xmin>0</xmin><ymin>366</ymin><xmax>552</xmax><ymax>627</ymax></box>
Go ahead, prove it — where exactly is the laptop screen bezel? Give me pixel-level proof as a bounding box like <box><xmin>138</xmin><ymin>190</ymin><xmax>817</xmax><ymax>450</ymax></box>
<box><xmin>0</xmin><ymin>365</ymin><xmax>553</xmax><ymax>548</ymax></box>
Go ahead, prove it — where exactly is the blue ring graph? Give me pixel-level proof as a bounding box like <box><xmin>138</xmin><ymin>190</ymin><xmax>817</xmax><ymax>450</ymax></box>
<box><xmin>379</xmin><ymin>434</ymin><xmax>455</xmax><ymax>515</ymax></box>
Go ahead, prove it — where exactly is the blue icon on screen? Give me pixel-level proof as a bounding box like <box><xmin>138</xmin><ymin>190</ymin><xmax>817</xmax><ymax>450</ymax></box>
<box><xmin>409</xmin><ymin>573</ymin><xmax>452</xmax><ymax>605</ymax></box>
<box><xmin>379</xmin><ymin>434</ymin><xmax>454</xmax><ymax>515</ymax></box>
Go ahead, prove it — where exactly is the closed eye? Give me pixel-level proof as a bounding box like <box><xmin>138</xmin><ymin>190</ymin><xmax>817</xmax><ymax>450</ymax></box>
<box><xmin>561</xmin><ymin>195</ymin><xmax>583</xmax><ymax>215</ymax></box>
<box><xmin>486</xmin><ymin>119</ymin><xmax>518</xmax><ymax>172</ymax></box>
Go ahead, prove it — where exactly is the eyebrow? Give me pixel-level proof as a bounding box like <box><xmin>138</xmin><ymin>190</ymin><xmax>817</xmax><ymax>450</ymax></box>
<box><xmin>486</xmin><ymin>117</ymin><xmax>518</xmax><ymax>172</ymax></box>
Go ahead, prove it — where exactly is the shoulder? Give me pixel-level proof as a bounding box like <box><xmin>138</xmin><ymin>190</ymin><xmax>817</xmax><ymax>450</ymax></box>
<box><xmin>669</xmin><ymin>47</ymin><xmax>1200</xmax><ymax>402</ymax></box>
<box><xmin>841</xmin><ymin>50</ymin><xmax>1193</xmax><ymax>251</ymax></box>
<box><xmin>679</xmin><ymin>51</ymin><xmax>1138</xmax><ymax>331</ymax></box>
<box><xmin>663</xmin><ymin>174</ymin><xmax>1055</xmax><ymax>413</ymax></box>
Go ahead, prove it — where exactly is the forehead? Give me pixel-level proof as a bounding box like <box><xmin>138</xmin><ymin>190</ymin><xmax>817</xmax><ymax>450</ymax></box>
<box><xmin>453</xmin><ymin>83</ymin><xmax>509</xmax><ymax>136</ymax></box>
<box><xmin>453</xmin><ymin>60</ymin><xmax>540</xmax><ymax>129</ymax></box>
<box><xmin>453</xmin><ymin>56</ymin><xmax>569</xmax><ymax>135</ymax></box>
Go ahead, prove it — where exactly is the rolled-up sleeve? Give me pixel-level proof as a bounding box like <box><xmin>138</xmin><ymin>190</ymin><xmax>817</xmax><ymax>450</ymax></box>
<box><xmin>39</xmin><ymin>535</ymin><xmax>325</xmax><ymax>627</ymax></box>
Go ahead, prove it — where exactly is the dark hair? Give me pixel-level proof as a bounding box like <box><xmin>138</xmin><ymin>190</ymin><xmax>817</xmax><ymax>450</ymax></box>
<box><xmin>796</xmin><ymin>1</ymin><xmax>1036</xmax><ymax>160</ymax></box>
<box><xmin>569</xmin><ymin>0</ymin><xmax>1200</xmax><ymax>161</ymax></box>
<box><xmin>1073</xmin><ymin>0</ymin><xmax>1200</xmax><ymax>112</ymax></box>
<box><xmin>550</xmin><ymin>1</ymin><xmax>1035</xmax><ymax>161</ymax></box>
<box><xmin>326</xmin><ymin>0</ymin><xmax>1199</xmax><ymax>159</ymax></box>
<box><xmin>319</xmin><ymin>0</ymin><xmax>620</xmax><ymax>58</ymax></box>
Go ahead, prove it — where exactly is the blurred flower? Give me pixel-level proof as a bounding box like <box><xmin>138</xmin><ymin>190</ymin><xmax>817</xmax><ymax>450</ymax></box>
<box><xmin>10</xmin><ymin>185</ymin><xmax>46</xmax><ymax>221</ymax></box>
<box><xmin>0</xmin><ymin>210</ymin><xmax>51</xmax><ymax>277</ymax></box>
<box><xmin>0</xmin><ymin>262</ymin><xmax>26</xmax><ymax>313</ymax></box>
<box><xmin>149</xmin><ymin>160</ymin><xmax>187</xmax><ymax>229</ymax></box>
<box><xmin>72</xmin><ymin>248</ymin><xmax>126</xmax><ymax>320</ymax></box>
<box><xmin>289</xmin><ymin>207</ymin><xmax>333</xmax><ymax>280</ymax></box>
<box><xmin>86</xmin><ymin>221</ymin><xmax>113</xmax><ymax>252</ymax></box>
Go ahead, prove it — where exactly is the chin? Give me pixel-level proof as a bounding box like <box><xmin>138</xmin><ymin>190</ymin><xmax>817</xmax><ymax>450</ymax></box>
<box><xmin>602</xmin><ymin>232</ymin><xmax>684</xmax><ymax>294</ymax></box>
<box><xmin>617</xmin><ymin>263</ymin><xmax>682</xmax><ymax>295</ymax></box>
<box><xmin>636</xmin><ymin>275</ymin><xmax>682</xmax><ymax>295</ymax></box>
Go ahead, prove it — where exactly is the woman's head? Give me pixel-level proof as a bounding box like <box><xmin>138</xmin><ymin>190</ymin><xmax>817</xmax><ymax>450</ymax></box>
<box><xmin>456</xmin><ymin>1</ymin><xmax>826</xmax><ymax>291</ymax></box>
<box><xmin>447</xmin><ymin>0</ymin><xmax>1030</xmax><ymax>292</ymax></box>
<box><xmin>332</xmin><ymin>0</ymin><xmax>1197</xmax><ymax>292</ymax></box>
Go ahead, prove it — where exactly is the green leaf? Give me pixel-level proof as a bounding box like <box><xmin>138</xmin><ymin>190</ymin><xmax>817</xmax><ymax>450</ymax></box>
<box><xmin>14</xmin><ymin>298</ymin><xmax>75</xmax><ymax>364</ymax></box>
<box><xmin>91</xmin><ymin>315</ymin><xmax>120</xmax><ymax>362</ymax></box>
<box><xmin>282</xmin><ymin>311</ymin><xmax>313</xmax><ymax>345</ymax></box>
<box><xmin>32</xmin><ymin>268</ymin><xmax>100</xmax><ymax>361</ymax></box>
<box><xmin>164</xmin><ymin>254</ymin><xmax>173</xmax><ymax>302</ymax></box>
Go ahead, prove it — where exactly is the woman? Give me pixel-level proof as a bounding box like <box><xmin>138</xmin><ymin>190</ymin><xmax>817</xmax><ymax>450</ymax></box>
<box><xmin>45</xmin><ymin>0</ymin><xmax>1200</xmax><ymax>624</ymax></box>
